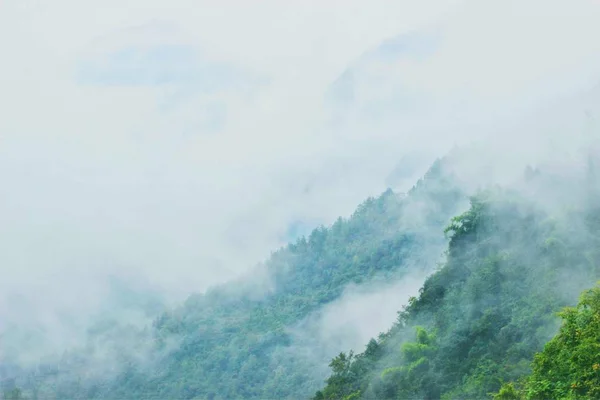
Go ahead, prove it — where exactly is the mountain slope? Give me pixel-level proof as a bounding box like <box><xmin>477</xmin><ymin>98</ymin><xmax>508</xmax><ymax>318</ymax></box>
<box><xmin>492</xmin><ymin>283</ymin><xmax>600</xmax><ymax>399</ymax></box>
<box><xmin>4</xmin><ymin>158</ymin><xmax>466</xmax><ymax>400</ymax></box>
<box><xmin>314</xmin><ymin>159</ymin><xmax>600</xmax><ymax>399</ymax></box>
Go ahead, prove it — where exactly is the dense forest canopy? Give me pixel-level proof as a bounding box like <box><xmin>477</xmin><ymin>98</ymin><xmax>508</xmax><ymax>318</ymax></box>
<box><xmin>4</xmin><ymin>142</ymin><xmax>600</xmax><ymax>400</ymax></box>
<box><xmin>1</xmin><ymin>157</ymin><xmax>467</xmax><ymax>399</ymax></box>
<box><xmin>3</xmin><ymin>143</ymin><xmax>600</xmax><ymax>400</ymax></box>
<box><xmin>4</xmin><ymin>139</ymin><xmax>600</xmax><ymax>400</ymax></box>
<box><xmin>3</xmin><ymin>2</ymin><xmax>600</xmax><ymax>399</ymax></box>
<box><xmin>315</xmin><ymin>151</ymin><xmax>600</xmax><ymax>399</ymax></box>
<box><xmin>492</xmin><ymin>283</ymin><xmax>600</xmax><ymax>399</ymax></box>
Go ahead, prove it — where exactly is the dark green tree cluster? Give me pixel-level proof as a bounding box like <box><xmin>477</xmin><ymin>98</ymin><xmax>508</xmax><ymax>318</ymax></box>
<box><xmin>6</xmin><ymin>158</ymin><xmax>465</xmax><ymax>400</ymax></box>
<box><xmin>493</xmin><ymin>284</ymin><xmax>600</xmax><ymax>399</ymax></box>
<box><xmin>9</xmin><ymin>152</ymin><xmax>600</xmax><ymax>400</ymax></box>
<box><xmin>314</xmin><ymin>165</ymin><xmax>600</xmax><ymax>399</ymax></box>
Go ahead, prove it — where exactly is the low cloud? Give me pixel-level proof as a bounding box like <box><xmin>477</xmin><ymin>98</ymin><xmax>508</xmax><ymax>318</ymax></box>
<box><xmin>1</xmin><ymin>0</ymin><xmax>600</xmax><ymax>368</ymax></box>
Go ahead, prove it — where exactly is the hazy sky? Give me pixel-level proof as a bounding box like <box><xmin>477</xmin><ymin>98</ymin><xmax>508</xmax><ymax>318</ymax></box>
<box><xmin>1</xmin><ymin>0</ymin><xmax>600</xmax><ymax>307</ymax></box>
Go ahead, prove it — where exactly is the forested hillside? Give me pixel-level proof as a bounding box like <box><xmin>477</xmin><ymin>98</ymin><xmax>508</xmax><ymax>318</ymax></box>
<box><xmin>5</xmin><ymin>147</ymin><xmax>600</xmax><ymax>400</ymax></box>
<box><xmin>4</xmin><ymin>1</ymin><xmax>600</xmax><ymax>399</ymax></box>
<box><xmin>1</xmin><ymin>158</ymin><xmax>466</xmax><ymax>400</ymax></box>
<box><xmin>493</xmin><ymin>283</ymin><xmax>600</xmax><ymax>399</ymax></box>
<box><xmin>315</xmin><ymin>156</ymin><xmax>600</xmax><ymax>399</ymax></box>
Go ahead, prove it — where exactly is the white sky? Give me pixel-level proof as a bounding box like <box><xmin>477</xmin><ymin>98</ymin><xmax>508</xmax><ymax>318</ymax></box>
<box><xmin>1</xmin><ymin>0</ymin><xmax>600</xmax><ymax>306</ymax></box>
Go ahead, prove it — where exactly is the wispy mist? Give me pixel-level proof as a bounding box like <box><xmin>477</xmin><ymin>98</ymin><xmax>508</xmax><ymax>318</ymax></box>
<box><xmin>1</xmin><ymin>0</ymin><xmax>600</xmax><ymax>382</ymax></box>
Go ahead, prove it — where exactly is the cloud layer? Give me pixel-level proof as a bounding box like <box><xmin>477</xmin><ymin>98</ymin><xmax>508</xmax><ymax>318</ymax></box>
<box><xmin>1</xmin><ymin>0</ymin><xmax>600</xmax><ymax>357</ymax></box>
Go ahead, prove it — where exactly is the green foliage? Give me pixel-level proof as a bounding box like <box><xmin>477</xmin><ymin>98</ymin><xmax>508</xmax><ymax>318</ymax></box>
<box><xmin>315</xmin><ymin>339</ymin><xmax>385</xmax><ymax>400</ymax></box>
<box><xmin>12</xmin><ymin>155</ymin><xmax>600</xmax><ymax>400</ymax></box>
<box><xmin>530</xmin><ymin>285</ymin><xmax>600</xmax><ymax>399</ymax></box>
<box><xmin>493</xmin><ymin>382</ymin><xmax>522</xmax><ymax>400</ymax></box>
<box><xmin>369</xmin><ymin>326</ymin><xmax>437</xmax><ymax>399</ymax></box>
<box><xmin>8</xmin><ymin>158</ymin><xmax>465</xmax><ymax>400</ymax></box>
<box><xmin>316</xmin><ymin>172</ymin><xmax>600</xmax><ymax>399</ymax></box>
<box><xmin>494</xmin><ymin>284</ymin><xmax>600</xmax><ymax>400</ymax></box>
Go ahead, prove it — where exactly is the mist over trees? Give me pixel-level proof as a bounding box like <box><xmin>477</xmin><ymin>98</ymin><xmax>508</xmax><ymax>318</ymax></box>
<box><xmin>4</xmin><ymin>128</ymin><xmax>600</xmax><ymax>399</ymax></box>
<box><xmin>1</xmin><ymin>155</ymin><xmax>468</xmax><ymax>399</ymax></box>
<box><xmin>315</xmin><ymin>148</ymin><xmax>600</xmax><ymax>400</ymax></box>
<box><xmin>3</xmin><ymin>3</ymin><xmax>600</xmax><ymax>400</ymax></box>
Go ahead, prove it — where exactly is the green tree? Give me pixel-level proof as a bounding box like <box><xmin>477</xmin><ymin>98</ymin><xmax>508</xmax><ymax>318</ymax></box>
<box><xmin>524</xmin><ymin>284</ymin><xmax>600</xmax><ymax>399</ymax></box>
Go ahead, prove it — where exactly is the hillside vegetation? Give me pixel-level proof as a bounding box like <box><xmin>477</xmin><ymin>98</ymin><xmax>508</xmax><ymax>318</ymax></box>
<box><xmin>5</xmin><ymin>151</ymin><xmax>600</xmax><ymax>400</ymax></box>
<box><xmin>1</xmin><ymin>158</ymin><xmax>466</xmax><ymax>400</ymax></box>
<box><xmin>315</xmin><ymin>158</ymin><xmax>600</xmax><ymax>399</ymax></box>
